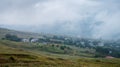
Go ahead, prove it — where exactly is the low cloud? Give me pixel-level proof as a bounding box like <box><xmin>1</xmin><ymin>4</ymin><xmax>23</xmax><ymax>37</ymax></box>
<box><xmin>0</xmin><ymin>0</ymin><xmax>120</xmax><ymax>39</ymax></box>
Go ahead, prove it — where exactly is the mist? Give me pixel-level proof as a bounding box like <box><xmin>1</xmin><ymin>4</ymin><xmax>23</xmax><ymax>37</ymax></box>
<box><xmin>0</xmin><ymin>0</ymin><xmax>120</xmax><ymax>39</ymax></box>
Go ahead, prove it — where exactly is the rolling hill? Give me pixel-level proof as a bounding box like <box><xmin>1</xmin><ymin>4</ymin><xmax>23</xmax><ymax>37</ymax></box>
<box><xmin>0</xmin><ymin>27</ymin><xmax>42</xmax><ymax>39</ymax></box>
<box><xmin>0</xmin><ymin>27</ymin><xmax>120</xmax><ymax>58</ymax></box>
<box><xmin>0</xmin><ymin>27</ymin><xmax>120</xmax><ymax>67</ymax></box>
<box><xmin>0</xmin><ymin>40</ymin><xmax>120</xmax><ymax>67</ymax></box>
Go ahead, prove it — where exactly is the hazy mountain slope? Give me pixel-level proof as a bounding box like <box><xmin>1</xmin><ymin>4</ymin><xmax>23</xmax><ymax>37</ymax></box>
<box><xmin>0</xmin><ymin>27</ymin><xmax>42</xmax><ymax>39</ymax></box>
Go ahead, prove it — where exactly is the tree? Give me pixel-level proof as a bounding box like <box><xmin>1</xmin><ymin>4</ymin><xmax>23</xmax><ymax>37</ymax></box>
<box><xmin>5</xmin><ymin>34</ymin><xmax>21</xmax><ymax>42</ymax></box>
<box><xmin>60</xmin><ymin>46</ymin><xmax>66</xmax><ymax>50</ymax></box>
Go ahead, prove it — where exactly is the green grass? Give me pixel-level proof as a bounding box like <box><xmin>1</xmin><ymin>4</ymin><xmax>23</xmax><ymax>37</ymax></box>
<box><xmin>0</xmin><ymin>40</ymin><xmax>120</xmax><ymax>67</ymax></box>
<box><xmin>0</xmin><ymin>40</ymin><xmax>95</xmax><ymax>57</ymax></box>
<box><xmin>77</xmin><ymin>58</ymin><xmax>120</xmax><ymax>67</ymax></box>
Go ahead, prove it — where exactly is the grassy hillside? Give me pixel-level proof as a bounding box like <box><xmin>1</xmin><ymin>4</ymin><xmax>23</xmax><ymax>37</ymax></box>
<box><xmin>0</xmin><ymin>27</ymin><xmax>120</xmax><ymax>67</ymax></box>
<box><xmin>0</xmin><ymin>40</ymin><xmax>75</xmax><ymax>67</ymax></box>
<box><xmin>0</xmin><ymin>40</ymin><xmax>95</xmax><ymax>58</ymax></box>
<box><xmin>0</xmin><ymin>28</ymin><xmax>42</xmax><ymax>39</ymax></box>
<box><xmin>1</xmin><ymin>27</ymin><xmax>120</xmax><ymax>58</ymax></box>
<box><xmin>0</xmin><ymin>40</ymin><xmax>120</xmax><ymax>67</ymax></box>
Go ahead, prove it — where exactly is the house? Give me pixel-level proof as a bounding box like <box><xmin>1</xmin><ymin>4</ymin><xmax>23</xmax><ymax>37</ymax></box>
<box><xmin>105</xmin><ymin>56</ymin><xmax>114</xmax><ymax>59</ymax></box>
<box><xmin>22</xmin><ymin>39</ymin><xmax>29</xmax><ymax>42</ymax></box>
<box><xmin>98</xmin><ymin>42</ymin><xmax>104</xmax><ymax>47</ymax></box>
<box><xmin>81</xmin><ymin>42</ymin><xmax>85</xmax><ymax>45</ymax></box>
<box><xmin>30</xmin><ymin>38</ymin><xmax>39</xmax><ymax>43</ymax></box>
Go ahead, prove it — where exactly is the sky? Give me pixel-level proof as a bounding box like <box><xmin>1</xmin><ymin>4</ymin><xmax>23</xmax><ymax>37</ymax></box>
<box><xmin>0</xmin><ymin>0</ymin><xmax>120</xmax><ymax>39</ymax></box>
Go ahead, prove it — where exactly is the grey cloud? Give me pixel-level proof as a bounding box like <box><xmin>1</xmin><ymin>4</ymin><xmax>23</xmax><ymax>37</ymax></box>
<box><xmin>0</xmin><ymin>0</ymin><xmax>120</xmax><ymax>39</ymax></box>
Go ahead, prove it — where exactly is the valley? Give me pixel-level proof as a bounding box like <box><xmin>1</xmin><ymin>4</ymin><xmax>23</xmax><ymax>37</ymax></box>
<box><xmin>0</xmin><ymin>28</ymin><xmax>120</xmax><ymax>67</ymax></box>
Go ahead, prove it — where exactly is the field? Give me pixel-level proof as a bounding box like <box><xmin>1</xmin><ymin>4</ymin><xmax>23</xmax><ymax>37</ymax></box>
<box><xmin>0</xmin><ymin>40</ymin><xmax>120</xmax><ymax>67</ymax></box>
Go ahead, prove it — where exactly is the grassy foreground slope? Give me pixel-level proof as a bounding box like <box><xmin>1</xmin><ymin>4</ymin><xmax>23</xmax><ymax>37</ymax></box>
<box><xmin>0</xmin><ymin>40</ymin><xmax>75</xmax><ymax>67</ymax></box>
<box><xmin>0</xmin><ymin>40</ymin><xmax>120</xmax><ymax>67</ymax></box>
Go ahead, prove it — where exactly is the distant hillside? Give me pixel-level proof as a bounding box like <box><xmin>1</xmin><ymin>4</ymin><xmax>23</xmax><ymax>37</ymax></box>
<box><xmin>1</xmin><ymin>27</ymin><xmax>120</xmax><ymax>58</ymax></box>
<box><xmin>0</xmin><ymin>27</ymin><xmax>42</xmax><ymax>39</ymax></box>
<box><xmin>0</xmin><ymin>28</ymin><xmax>120</xmax><ymax>67</ymax></box>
